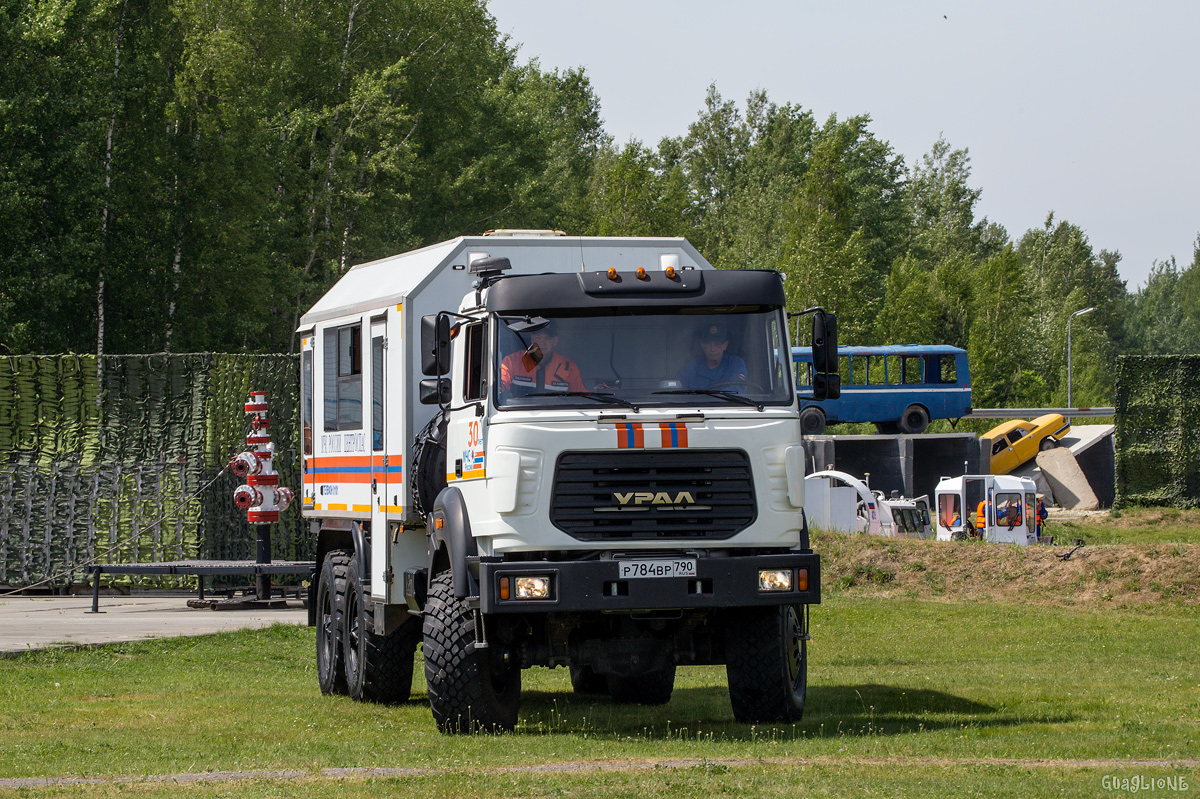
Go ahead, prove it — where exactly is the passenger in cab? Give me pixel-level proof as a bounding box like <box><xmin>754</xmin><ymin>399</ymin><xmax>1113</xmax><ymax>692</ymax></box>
<box><xmin>500</xmin><ymin>319</ymin><xmax>585</xmax><ymax>394</ymax></box>
<box><xmin>678</xmin><ymin>323</ymin><xmax>748</xmax><ymax>390</ymax></box>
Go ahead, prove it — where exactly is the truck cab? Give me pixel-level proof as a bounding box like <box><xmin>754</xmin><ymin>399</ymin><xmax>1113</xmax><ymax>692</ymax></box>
<box><xmin>299</xmin><ymin>232</ymin><xmax>833</xmax><ymax>732</ymax></box>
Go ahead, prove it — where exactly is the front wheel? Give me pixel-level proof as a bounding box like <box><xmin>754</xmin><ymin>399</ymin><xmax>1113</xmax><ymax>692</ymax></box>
<box><xmin>725</xmin><ymin>605</ymin><xmax>807</xmax><ymax>723</ymax></box>
<box><xmin>423</xmin><ymin>571</ymin><xmax>521</xmax><ymax>733</ymax></box>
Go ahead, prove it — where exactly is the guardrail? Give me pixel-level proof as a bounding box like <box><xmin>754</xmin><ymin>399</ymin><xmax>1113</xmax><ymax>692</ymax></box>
<box><xmin>964</xmin><ymin>407</ymin><xmax>1114</xmax><ymax>419</ymax></box>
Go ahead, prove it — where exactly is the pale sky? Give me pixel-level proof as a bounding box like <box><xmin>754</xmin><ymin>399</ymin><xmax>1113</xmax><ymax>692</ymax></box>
<box><xmin>488</xmin><ymin>0</ymin><xmax>1199</xmax><ymax>290</ymax></box>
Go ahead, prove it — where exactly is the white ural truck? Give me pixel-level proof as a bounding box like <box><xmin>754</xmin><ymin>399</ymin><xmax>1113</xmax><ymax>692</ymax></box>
<box><xmin>299</xmin><ymin>231</ymin><xmax>837</xmax><ymax>732</ymax></box>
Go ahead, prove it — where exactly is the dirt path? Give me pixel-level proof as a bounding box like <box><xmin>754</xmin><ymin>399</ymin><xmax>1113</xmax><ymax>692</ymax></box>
<box><xmin>4</xmin><ymin>755</ymin><xmax>1197</xmax><ymax>788</ymax></box>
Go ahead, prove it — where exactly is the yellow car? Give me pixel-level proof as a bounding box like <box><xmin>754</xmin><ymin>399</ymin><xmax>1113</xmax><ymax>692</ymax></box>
<box><xmin>982</xmin><ymin>414</ymin><xmax>1071</xmax><ymax>475</ymax></box>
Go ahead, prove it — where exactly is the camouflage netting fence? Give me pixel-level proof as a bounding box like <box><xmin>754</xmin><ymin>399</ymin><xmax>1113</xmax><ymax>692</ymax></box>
<box><xmin>0</xmin><ymin>354</ymin><xmax>304</xmax><ymax>587</ymax></box>
<box><xmin>1114</xmin><ymin>355</ymin><xmax>1200</xmax><ymax>508</ymax></box>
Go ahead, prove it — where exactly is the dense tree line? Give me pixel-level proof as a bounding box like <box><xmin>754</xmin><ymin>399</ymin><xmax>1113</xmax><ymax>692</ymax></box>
<box><xmin>2</xmin><ymin>1</ymin><xmax>1197</xmax><ymax>413</ymax></box>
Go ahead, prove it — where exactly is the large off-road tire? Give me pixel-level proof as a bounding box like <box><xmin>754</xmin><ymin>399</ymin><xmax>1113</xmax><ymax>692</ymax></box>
<box><xmin>423</xmin><ymin>571</ymin><xmax>521</xmax><ymax>733</ymax></box>
<box><xmin>316</xmin><ymin>549</ymin><xmax>351</xmax><ymax>695</ymax></box>
<box><xmin>607</xmin><ymin>666</ymin><xmax>676</xmax><ymax>705</ymax></box>
<box><xmin>569</xmin><ymin>664</ymin><xmax>609</xmax><ymax>695</ymax></box>
<box><xmin>343</xmin><ymin>556</ymin><xmax>421</xmax><ymax>703</ymax></box>
<box><xmin>725</xmin><ymin>604</ymin><xmax>807</xmax><ymax>723</ymax></box>
<box><xmin>800</xmin><ymin>406</ymin><xmax>826</xmax><ymax>436</ymax></box>
<box><xmin>899</xmin><ymin>404</ymin><xmax>930</xmax><ymax>435</ymax></box>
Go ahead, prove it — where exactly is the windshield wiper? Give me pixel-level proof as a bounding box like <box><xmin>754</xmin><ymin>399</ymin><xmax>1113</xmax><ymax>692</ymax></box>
<box><xmin>524</xmin><ymin>391</ymin><xmax>641</xmax><ymax>412</ymax></box>
<box><xmin>652</xmin><ymin>389</ymin><xmax>764</xmax><ymax>412</ymax></box>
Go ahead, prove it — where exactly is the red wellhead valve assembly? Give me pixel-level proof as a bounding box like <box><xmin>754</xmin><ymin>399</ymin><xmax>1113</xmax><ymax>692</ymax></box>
<box><xmin>229</xmin><ymin>390</ymin><xmax>291</xmax><ymax>523</ymax></box>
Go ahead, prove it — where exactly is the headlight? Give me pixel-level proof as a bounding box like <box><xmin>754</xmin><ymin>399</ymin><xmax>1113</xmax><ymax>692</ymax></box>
<box><xmin>758</xmin><ymin>569</ymin><xmax>793</xmax><ymax>592</ymax></box>
<box><xmin>499</xmin><ymin>575</ymin><xmax>553</xmax><ymax>600</ymax></box>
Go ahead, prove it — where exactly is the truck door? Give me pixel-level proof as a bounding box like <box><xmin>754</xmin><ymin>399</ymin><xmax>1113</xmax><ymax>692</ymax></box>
<box><xmin>446</xmin><ymin>320</ymin><xmax>488</xmax><ymax>485</ymax></box>
<box><xmin>369</xmin><ymin>316</ymin><xmax>389</xmax><ymax>602</ymax></box>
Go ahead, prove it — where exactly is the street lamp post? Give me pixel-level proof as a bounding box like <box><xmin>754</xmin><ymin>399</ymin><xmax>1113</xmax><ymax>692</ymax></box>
<box><xmin>1067</xmin><ymin>306</ymin><xmax>1096</xmax><ymax>423</ymax></box>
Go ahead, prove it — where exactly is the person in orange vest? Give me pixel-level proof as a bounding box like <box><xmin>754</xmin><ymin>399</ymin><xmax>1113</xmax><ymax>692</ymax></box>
<box><xmin>975</xmin><ymin>497</ymin><xmax>991</xmax><ymax>535</ymax></box>
<box><xmin>500</xmin><ymin>319</ymin><xmax>585</xmax><ymax>395</ymax></box>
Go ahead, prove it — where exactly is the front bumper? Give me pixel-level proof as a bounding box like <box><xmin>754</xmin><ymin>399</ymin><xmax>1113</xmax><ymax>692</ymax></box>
<box><xmin>476</xmin><ymin>551</ymin><xmax>820</xmax><ymax>614</ymax></box>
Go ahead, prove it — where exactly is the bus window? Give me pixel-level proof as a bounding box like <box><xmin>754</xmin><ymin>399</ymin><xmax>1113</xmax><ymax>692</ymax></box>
<box><xmin>839</xmin><ymin>355</ymin><xmax>853</xmax><ymax>386</ymax></box>
<box><xmin>902</xmin><ymin>355</ymin><xmax>922</xmax><ymax>384</ymax></box>
<box><xmin>852</xmin><ymin>356</ymin><xmax>867</xmax><ymax>386</ymax></box>
<box><xmin>939</xmin><ymin>355</ymin><xmax>957</xmax><ymax>383</ymax></box>
<box><xmin>884</xmin><ymin>355</ymin><xmax>901</xmax><ymax>385</ymax></box>
<box><xmin>795</xmin><ymin>359</ymin><xmax>813</xmax><ymax>388</ymax></box>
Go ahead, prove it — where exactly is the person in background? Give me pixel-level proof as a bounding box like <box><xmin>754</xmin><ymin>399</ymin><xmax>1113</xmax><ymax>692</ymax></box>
<box><xmin>677</xmin><ymin>323</ymin><xmax>748</xmax><ymax>389</ymax></box>
<box><xmin>500</xmin><ymin>319</ymin><xmax>585</xmax><ymax>394</ymax></box>
<box><xmin>975</xmin><ymin>497</ymin><xmax>991</xmax><ymax>536</ymax></box>
<box><xmin>1036</xmin><ymin>495</ymin><xmax>1048</xmax><ymax>538</ymax></box>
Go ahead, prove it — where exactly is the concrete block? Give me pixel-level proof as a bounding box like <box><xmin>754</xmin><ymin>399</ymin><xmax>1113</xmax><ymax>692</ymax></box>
<box><xmin>1036</xmin><ymin>448</ymin><xmax>1100</xmax><ymax>510</ymax></box>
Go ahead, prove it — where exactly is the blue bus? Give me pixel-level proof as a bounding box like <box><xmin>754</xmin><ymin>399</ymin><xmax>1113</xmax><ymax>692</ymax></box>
<box><xmin>792</xmin><ymin>345</ymin><xmax>971</xmax><ymax>435</ymax></box>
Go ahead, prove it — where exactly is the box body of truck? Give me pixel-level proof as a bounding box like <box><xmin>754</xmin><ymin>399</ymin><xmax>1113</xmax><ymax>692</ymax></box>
<box><xmin>299</xmin><ymin>231</ymin><xmax>824</xmax><ymax>731</ymax></box>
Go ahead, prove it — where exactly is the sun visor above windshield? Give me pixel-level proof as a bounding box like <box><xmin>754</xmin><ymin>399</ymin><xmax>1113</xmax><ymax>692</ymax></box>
<box><xmin>485</xmin><ymin>269</ymin><xmax>785</xmax><ymax>313</ymax></box>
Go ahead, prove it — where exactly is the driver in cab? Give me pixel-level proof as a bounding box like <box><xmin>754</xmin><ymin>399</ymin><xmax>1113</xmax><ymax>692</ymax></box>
<box><xmin>500</xmin><ymin>319</ymin><xmax>585</xmax><ymax>395</ymax></box>
<box><xmin>677</xmin><ymin>323</ymin><xmax>748</xmax><ymax>390</ymax></box>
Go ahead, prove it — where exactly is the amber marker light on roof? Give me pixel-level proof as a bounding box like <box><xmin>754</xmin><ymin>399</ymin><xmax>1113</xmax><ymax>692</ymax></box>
<box><xmin>607</xmin><ymin>267</ymin><xmax>618</xmax><ymax>280</ymax></box>
<box><xmin>636</xmin><ymin>267</ymin><xmax>648</xmax><ymax>279</ymax></box>
<box><xmin>665</xmin><ymin>266</ymin><xmax>677</xmax><ymax>279</ymax></box>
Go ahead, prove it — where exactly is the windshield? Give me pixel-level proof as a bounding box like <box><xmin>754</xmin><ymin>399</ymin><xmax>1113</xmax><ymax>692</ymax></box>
<box><xmin>494</xmin><ymin>307</ymin><xmax>794</xmax><ymax>410</ymax></box>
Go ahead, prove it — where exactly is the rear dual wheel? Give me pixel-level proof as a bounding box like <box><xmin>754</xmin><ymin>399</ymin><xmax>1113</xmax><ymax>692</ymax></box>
<box><xmin>344</xmin><ymin>556</ymin><xmax>421</xmax><ymax>703</ymax></box>
<box><xmin>316</xmin><ymin>550</ymin><xmax>350</xmax><ymax>695</ymax></box>
<box><xmin>316</xmin><ymin>548</ymin><xmax>419</xmax><ymax>703</ymax></box>
<box><xmin>608</xmin><ymin>667</ymin><xmax>676</xmax><ymax>705</ymax></box>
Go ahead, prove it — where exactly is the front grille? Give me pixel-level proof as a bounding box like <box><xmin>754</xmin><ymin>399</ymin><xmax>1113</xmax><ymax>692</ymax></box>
<box><xmin>550</xmin><ymin>450</ymin><xmax>756</xmax><ymax>541</ymax></box>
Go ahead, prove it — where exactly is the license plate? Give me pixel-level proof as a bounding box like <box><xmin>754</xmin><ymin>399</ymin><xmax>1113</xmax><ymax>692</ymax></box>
<box><xmin>617</xmin><ymin>559</ymin><xmax>697</xmax><ymax>579</ymax></box>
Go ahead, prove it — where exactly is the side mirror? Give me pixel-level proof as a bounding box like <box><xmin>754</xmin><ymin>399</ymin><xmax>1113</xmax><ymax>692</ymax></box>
<box><xmin>421</xmin><ymin>314</ymin><xmax>452</xmax><ymax>376</ymax></box>
<box><xmin>419</xmin><ymin>377</ymin><xmax>451</xmax><ymax>405</ymax></box>
<box><xmin>811</xmin><ymin>311</ymin><xmax>840</xmax><ymax>400</ymax></box>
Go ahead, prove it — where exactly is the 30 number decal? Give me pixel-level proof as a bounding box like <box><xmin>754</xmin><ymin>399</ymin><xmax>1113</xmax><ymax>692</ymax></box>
<box><xmin>467</xmin><ymin>420</ymin><xmax>481</xmax><ymax>448</ymax></box>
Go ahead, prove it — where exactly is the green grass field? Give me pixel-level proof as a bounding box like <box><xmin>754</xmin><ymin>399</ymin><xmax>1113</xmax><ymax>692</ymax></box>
<box><xmin>2</xmin><ymin>596</ymin><xmax>1197</xmax><ymax>797</ymax></box>
<box><xmin>1047</xmin><ymin>507</ymin><xmax>1200</xmax><ymax>546</ymax></box>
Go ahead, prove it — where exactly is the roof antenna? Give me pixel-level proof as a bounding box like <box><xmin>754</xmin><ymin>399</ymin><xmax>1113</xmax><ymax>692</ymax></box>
<box><xmin>578</xmin><ymin>237</ymin><xmax>588</xmax><ymax>272</ymax></box>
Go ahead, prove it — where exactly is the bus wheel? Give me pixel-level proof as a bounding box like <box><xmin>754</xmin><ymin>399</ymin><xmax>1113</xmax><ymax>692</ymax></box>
<box><xmin>800</xmin><ymin>407</ymin><xmax>826</xmax><ymax>436</ymax></box>
<box><xmin>899</xmin><ymin>405</ymin><xmax>930</xmax><ymax>435</ymax></box>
